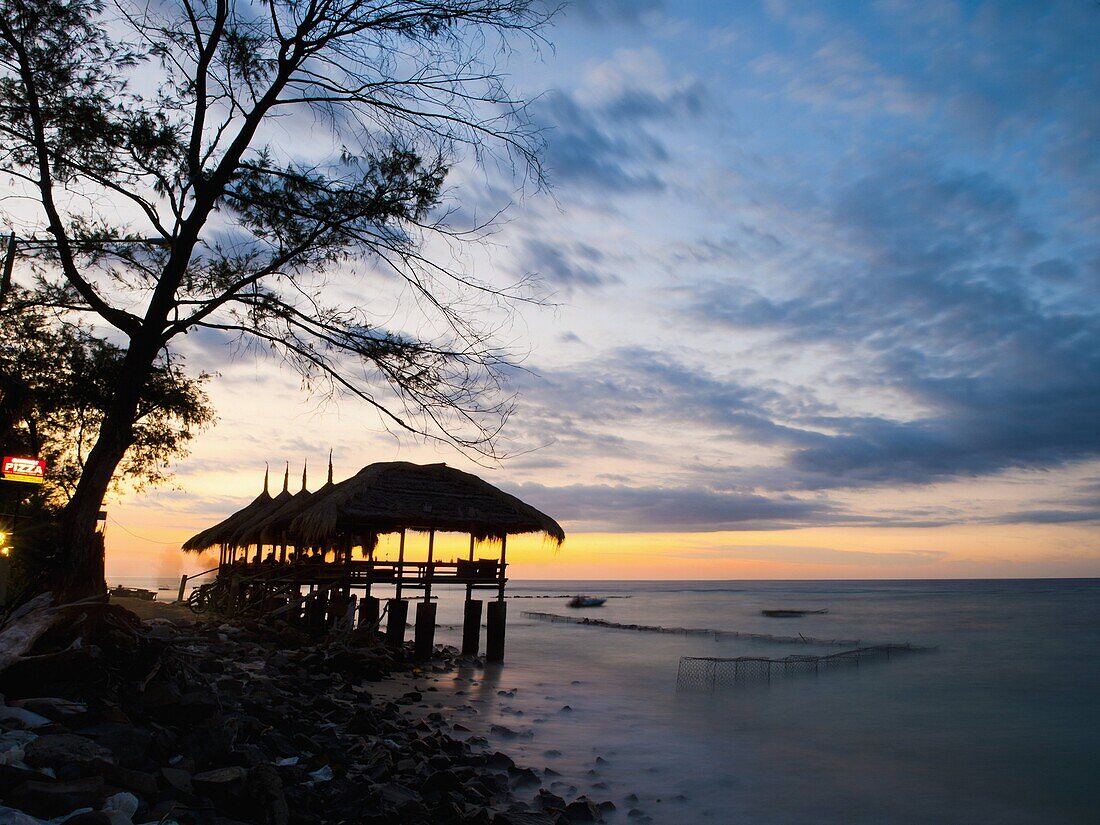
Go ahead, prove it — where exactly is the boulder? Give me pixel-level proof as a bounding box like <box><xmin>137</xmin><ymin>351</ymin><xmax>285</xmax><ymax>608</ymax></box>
<box><xmin>491</xmin><ymin>812</ymin><xmax>555</xmax><ymax>825</ymax></box>
<box><xmin>24</xmin><ymin>734</ymin><xmax>112</xmax><ymax>772</ymax></box>
<box><xmin>563</xmin><ymin>796</ymin><xmax>603</xmax><ymax>822</ymax></box>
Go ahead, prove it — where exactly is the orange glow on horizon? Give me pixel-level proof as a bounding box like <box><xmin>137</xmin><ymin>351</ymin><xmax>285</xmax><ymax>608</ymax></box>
<box><xmin>102</xmin><ymin>510</ymin><xmax>1100</xmax><ymax>582</ymax></box>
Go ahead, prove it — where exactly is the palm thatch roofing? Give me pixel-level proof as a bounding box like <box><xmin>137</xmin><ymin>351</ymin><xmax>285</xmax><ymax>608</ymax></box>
<box><xmin>258</xmin><ymin>477</ymin><xmax>339</xmax><ymax>545</ymax></box>
<box><xmin>289</xmin><ymin>461</ymin><xmax>565</xmax><ymax>546</ymax></box>
<box><xmin>225</xmin><ymin>479</ymin><xmax>296</xmax><ymax>549</ymax></box>
<box><xmin>181</xmin><ymin>468</ymin><xmax>274</xmax><ymax>552</ymax></box>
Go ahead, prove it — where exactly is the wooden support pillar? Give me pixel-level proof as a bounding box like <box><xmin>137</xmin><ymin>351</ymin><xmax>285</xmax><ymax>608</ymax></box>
<box><xmin>176</xmin><ymin>574</ymin><xmax>187</xmax><ymax>603</ymax></box>
<box><xmin>308</xmin><ymin>590</ymin><xmax>328</xmax><ymax>629</ymax></box>
<box><xmin>497</xmin><ymin>534</ymin><xmax>508</xmax><ymax>601</ymax></box>
<box><xmin>395</xmin><ymin>530</ymin><xmax>406</xmax><ymax>600</ymax></box>
<box><xmin>414</xmin><ymin>601</ymin><xmax>437</xmax><ymax>659</ymax></box>
<box><xmin>486</xmin><ymin>600</ymin><xmax>507</xmax><ymax>662</ymax></box>
<box><xmin>465</xmin><ymin>534</ymin><xmax>475</xmax><ymax>601</ymax></box>
<box><xmin>462</xmin><ymin>599</ymin><xmax>483</xmax><ymax>656</ymax></box>
<box><xmin>358</xmin><ymin>595</ymin><xmax>381</xmax><ymax>629</ymax></box>
<box><xmin>386</xmin><ymin>598</ymin><xmax>409</xmax><ymax>648</ymax></box>
<box><xmin>424</xmin><ymin>529</ymin><xmax>435</xmax><ymax>602</ymax></box>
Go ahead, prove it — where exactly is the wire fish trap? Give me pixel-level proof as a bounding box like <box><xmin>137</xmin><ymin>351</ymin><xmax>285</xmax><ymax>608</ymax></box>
<box><xmin>676</xmin><ymin>644</ymin><xmax>929</xmax><ymax>691</ymax></box>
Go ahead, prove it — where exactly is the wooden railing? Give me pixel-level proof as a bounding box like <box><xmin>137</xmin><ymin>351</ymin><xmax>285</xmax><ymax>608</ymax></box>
<box><xmin>215</xmin><ymin>558</ymin><xmax>504</xmax><ymax>588</ymax></box>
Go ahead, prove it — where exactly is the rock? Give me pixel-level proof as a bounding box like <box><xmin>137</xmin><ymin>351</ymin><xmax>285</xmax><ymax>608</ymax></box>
<box><xmin>9</xmin><ymin>698</ymin><xmax>88</xmax><ymax>720</ymax></box>
<box><xmin>376</xmin><ymin>781</ymin><xmax>427</xmax><ymax>819</ymax></box>
<box><xmin>0</xmin><ymin>706</ymin><xmax>51</xmax><ymax>729</ymax></box>
<box><xmin>563</xmin><ymin>796</ymin><xmax>602</xmax><ymax>822</ymax></box>
<box><xmin>0</xmin><ymin>803</ymin><xmax>43</xmax><ymax>824</ymax></box>
<box><xmin>484</xmin><ymin>752</ymin><xmax>515</xmax><ymax>770</ymax></box>
<box><xmin>9</xmin><ymin>775</ymin><xmax>105</xmax><ymax>818</ymax></box>
<box><xmin>192</xmin><ymin>765</ymin><xmax>247</xmax><ymax>798</ymax></box>
<box><xmin>507</xmin><ymin>766</ymin><xmax>541</xmax><ymax>788</ymax></box>
<box><xmin>98</xmin><ymin>762</ymin><xmax>158</xmax><ymax>797</ymax></box>
<box><xmin>102</xmin><ymin>791</ymin><xmax>139</xmax><ymax>818</ymax></box>
<box><xmin>59</xmin><ymin>813</ymin><xmax>111</xmax><ymax>825</ymax></box>
<box><xmin>159</xmin><ymin>766</ymin><xmax>193</xmax><ymax>793</ymax></box>
<box><xmin>536</xmin><ymin>789</ymin><xmax>567</xmax><ymax>812</ymax></box>
<box><xmin>491</xmin><ymin>812</ymin><xmax>555</xmax><ymax>825</ymax></box>
<box><xmin>245</xmin><ymin>763</ymin><xmax>289</xmax><ymax>825</ymax></box>
<box><xmin>24</xmin><ymin>734</ymin><xmax>112</xmax><ymax>772</ymax></box>
<box><xmin>76</xmin><ymin>724</ymin><xmax>153</xmax><ymax>769</ymax></box>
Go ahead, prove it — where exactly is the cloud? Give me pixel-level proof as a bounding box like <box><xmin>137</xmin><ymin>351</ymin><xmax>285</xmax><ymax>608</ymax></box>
<box><xmin>681</xmin><ymin>157</ymin><xmax>1100</xmax><ymax>486</ymax></box>
<box><xmin>535</xmin><ymin>91</ymin><xmax>667</xmax><ymax>193</ymax></box>
<box><xmin>507</xmin><ymin>481</ymin><xmax>837</xmax><ymax>532</ymax></box>
<box><xmin>677</xmin><ymin>544</ymin><xmax>947</xmax><ymax>566</ymax></box>
<box><xmin>560</xmin><ymin>0</ymin><xmax>663</xmax><ymax>26</ymax></box>
<box><xmin>989</xmin><ymin>509</ymin><xmax>1100</xmax><ymax>526</ymax></box>
<box><xmin>532</xmin><ymin>49</ymin><xmax>706</xmax><ymax>197</ymax></box>
<box><xmin>519</xmin><ymin>237</ymin><xmax>619</xmax><ymax>291</ymax></box>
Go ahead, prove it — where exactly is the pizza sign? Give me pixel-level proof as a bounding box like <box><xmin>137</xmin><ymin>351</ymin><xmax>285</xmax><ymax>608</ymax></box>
<box><xmin>2</xmin><ymin>456</ymin><xmax>46</xmax><ymax>484</ymax></box>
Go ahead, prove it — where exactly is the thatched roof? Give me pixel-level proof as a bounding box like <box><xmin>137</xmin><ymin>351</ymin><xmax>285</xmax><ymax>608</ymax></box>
<box><xmin>289</xmin><ymin>461</ymin><xmax>565</xmax><ymax>546</ymax></box>
<box><xmin>181</xmin><ymin>467</ymin><xmax>274</xmax><ymax>552</ymax></box>
<box><xmin>258</xmin><ymin>476</ymin><xmax>340</xmax><ymax>545</ymax></box>
<box><xmin>247</xmin><ymin>456</ymin><xmax>340</xmax><ymax>545</ymax></box>
<box><xmin>224</xmin><ymin>466</ymin><xmax>299</xmax><ymax>548</ymax></box>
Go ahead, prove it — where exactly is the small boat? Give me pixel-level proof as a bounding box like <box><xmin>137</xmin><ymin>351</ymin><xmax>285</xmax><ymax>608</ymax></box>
<box><xmin>109</xmin><ymin>585</ymin><xmax>157</xmax><ymax>601</ymax></box>
<box><xmin>761</xmin><ymin>609</ymin><xmax>828</xmax><ymax>618</ymax></box>
<box><xmin>567</xmin><ymin>595</ymin><xmax>607</xmax><ymax>608</ymax></box>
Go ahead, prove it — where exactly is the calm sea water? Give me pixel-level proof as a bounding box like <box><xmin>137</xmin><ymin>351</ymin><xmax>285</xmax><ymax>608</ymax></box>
<box><xmin>113</xmin><ymin>577</ymin><xmax>1100</xmax><ymax>823</ymax></box>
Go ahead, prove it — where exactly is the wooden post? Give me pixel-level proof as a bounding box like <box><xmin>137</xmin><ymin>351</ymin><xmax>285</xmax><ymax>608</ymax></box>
<box><xmin>497</xmin><ymin>534</ymin><xmax>507</xmax><ymax>601</ymax></box>
<box><xmin>486</xmin><ymin>600</ymin><xmax>507</xmax><ymax>662</ymax></box>
<box><xmin>465</xmin><ymin>534</ymin><xmax>475</xmax><ymax>601</ymax></box>
<box><xmin>386</xmin><ymin>598</ymin><xmax>409</xmax><ymax>647</ymax></box>
<box><xmin>414</xmin><ymin>600</ymin><xmax>437</xmax><ymax>659</ymax></box>
<box><xmin>176</xmin><ymin>574</ymin><xmax>187</xmax><ymax>603</ymax></box>
<box><xmin>358</xmin><ymin>595</ymin><xmax>381</xmax><ymax>630</ymax></box>
<box><xmin>424</xmin><ymin>529</ymin><xmax>435</xmax><ymax>602</ymax></box>
<box><xmin>462</xmin><ymin>599</ymin><xmax>482</xmax><ymax>656</ymax></box>
<box><xmin>395</xmin><ymin>529</ymin><xmax>405</xmax><ymax>600</ymax></box>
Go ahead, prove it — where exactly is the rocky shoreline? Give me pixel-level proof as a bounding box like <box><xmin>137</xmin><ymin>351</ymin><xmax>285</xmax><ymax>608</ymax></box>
<box><xmin>0</xmin><ymin>598</ymin><xmax>615</xmax><ymax>824</ymax></box>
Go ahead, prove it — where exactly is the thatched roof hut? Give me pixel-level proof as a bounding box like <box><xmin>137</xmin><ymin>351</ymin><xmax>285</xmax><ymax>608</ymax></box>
<box><xmin>290</xmin><ymin>461</ymin><xmax>565</xmax><ymax>546</ymax></box>
<box><xmin>182</xmin><ymin>467</ymin><xmax>274</xmax><ymax>552</ymax></box>
<box><xmin>223</xmin><ymin>465</ymin><xmax>297</xmax><ymax>548</ymax></box>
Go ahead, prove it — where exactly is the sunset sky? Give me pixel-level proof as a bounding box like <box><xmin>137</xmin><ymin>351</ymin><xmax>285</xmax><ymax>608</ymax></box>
<box><xmin>99</xmin><ymin>0</ymin><xmax>1100</xmax><ymax>581</ymax></box>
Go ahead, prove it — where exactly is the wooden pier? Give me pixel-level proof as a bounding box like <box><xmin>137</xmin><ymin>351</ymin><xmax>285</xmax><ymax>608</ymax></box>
<box><xmin>182</xmin><ymin>461</ymin><xmax>563</xmax><ymax>662</ymax></box>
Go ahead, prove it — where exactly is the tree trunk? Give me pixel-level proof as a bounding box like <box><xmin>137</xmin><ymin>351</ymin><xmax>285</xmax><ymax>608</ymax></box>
<box><xmin>56</xmin><ymin>340</ymin><xmax>157</xmax><ymax>600</ymax></box>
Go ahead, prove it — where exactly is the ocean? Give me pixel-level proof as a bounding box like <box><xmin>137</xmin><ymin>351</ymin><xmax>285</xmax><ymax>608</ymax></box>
<box><xmin>111</xmin><ymin>577</ymin><xmax>1100</xmax><ymax>823</ymax></box>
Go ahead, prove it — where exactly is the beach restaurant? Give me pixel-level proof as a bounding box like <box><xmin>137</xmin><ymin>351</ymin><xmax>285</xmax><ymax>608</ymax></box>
<box><xmin>182</xmin><ymin>460</ymin><xmax>565</xmax><ymax>662</ymax></box>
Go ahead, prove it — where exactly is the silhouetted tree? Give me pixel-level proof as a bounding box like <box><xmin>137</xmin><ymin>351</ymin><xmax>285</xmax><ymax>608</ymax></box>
<box><xmin>0</xmin><ymin>295</ymin><xmax>214</xmax><ymax>511</ymax></box>
<box><xmin>0</xmin><ymin>0</ymin><xmax>551</xmax><ymax>597</ymax></box>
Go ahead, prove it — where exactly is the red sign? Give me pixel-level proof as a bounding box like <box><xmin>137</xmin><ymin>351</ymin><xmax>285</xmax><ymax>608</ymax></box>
<box><xmin>2</xmin><ymin>456</ymin><xmax>45</xmax><ymax>484</ymax></box>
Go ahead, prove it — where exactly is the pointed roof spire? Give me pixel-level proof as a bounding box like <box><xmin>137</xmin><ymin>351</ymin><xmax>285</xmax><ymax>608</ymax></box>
<box><xmin>282</xmin><ymin>462</ymin><xmax>289</xmax><ymax>493</ymax></box>
<box><xmin>263</xmin><ymin>463</ymin><xmax>270</xmax><ymax>494</ymax></box>
<box><xmin>327</xmin><ymin>449</ymin><xmax>334</xmax><ymax>484</ymax></box>
<box><xmin>301</xmin><ymin>460</ymin><xmax>308</xmax><ymax>492</ymax></box>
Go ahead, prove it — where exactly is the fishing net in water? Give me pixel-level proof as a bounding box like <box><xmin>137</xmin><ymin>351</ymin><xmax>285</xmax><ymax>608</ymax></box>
<box><xmin>676</xmin><ymin>645</ymin><xmax>928</xmax><ymax>691</ymax></box>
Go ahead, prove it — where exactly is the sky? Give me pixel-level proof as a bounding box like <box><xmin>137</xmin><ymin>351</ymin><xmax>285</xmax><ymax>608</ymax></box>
<box><xmin>99</xmin><ymin>0</ymin><xmax>1100</xmax><ymax>581</ymax></box>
